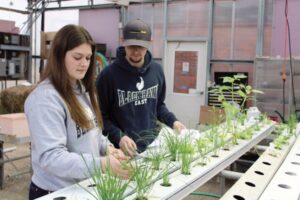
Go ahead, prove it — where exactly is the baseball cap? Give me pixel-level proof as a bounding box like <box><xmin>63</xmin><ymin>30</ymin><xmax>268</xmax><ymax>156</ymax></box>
<box><xmin>123</xmin><ymin>19</ymin><xmax>151</xmax><ymax>49</ymax></box>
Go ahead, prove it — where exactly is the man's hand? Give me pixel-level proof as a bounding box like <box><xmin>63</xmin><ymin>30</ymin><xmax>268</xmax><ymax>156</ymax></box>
<box><xmin>101</xmin><ymin>155</ymin><xmax>129</xmax><ymax>179</ymax></box>
<box><xmin>119</xmin><ymin>135</ymin><xmax>137</xmax><ymax>157</ymax></box>
<box><xmin>173</xmin><ymin>121</ymin><xmax>186</xmax><ymax>133</ymax></box>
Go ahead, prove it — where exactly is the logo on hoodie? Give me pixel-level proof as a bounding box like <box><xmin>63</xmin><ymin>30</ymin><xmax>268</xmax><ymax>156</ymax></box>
<box><xmin>136</xmin><ymin>77</ymin><xmax>144</xmax><ymax>91</ymax></box>
<box><xmin>117</xmin><ymin>77</ymin><xmax>158</xmax><ymax>107</ymax></box>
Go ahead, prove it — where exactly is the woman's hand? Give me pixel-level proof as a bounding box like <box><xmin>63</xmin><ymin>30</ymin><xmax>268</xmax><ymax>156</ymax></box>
<box><xmin>100</xmin><ymin>155</ymin><xmax>129</xmax><ymax>179</ymax></box>
<box><xmin>107</xmin><ymin>145</ymin><xmax>130</xmax><ymax>161</ymax></box>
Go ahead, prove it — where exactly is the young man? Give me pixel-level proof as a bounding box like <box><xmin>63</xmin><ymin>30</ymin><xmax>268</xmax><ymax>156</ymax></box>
<box><xmin>96</xmin><ymin>19</ymin><xmax>185</xmax><ymax>157</ymax></box>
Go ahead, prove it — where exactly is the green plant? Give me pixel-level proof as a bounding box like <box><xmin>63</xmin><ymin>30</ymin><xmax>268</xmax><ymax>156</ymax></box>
<box><xmin>219</xmin><ymin>131</ymin><xmax>230</xmax><ymax>150</ymax></box>
<box><xmin>212</xmin><ymin>130</ymin><xmax>221</xmax><ymax>156</ymax></box>
<box><xmin>260</xmin><ymin>113</ymin><xmax>272</xmax><ymax>124</ymax></box>
<box><xmin>178</xmin><ymin>135</ymin><xmax>195</xmax><ymax>175</ymax></box>
<box><xmin>254</xmin><ymin>122</ymin><xmax>261</xmax><ymax>131</ymax></box>
<box><xmin>236</xmin><ymin>127</ymin><xmax>253</xmax><ymax>140</ymax></box>
<box><xmin>82</xmin><ymin>158</ymin><xmax>130</xmax><ymax>200</ymax></box>
<box><xmin>273</xmin><ymin>134</ymin><xmax>288</xmax><ymax>150</ymax></box>
<box><xmin>195</xmin><ymin>137</ymin><xmax>210</xmax><ymax>165</ymax></box>
<box><xmin>287</xmin><ymin>113</ymin><xmax>297</xmax><ymax>136</ymax></box>
<box><xmin>160</xmin><ymin>162</ymin><xmax>175</xmax><ymax>187</ymax></box>
<box><xmin>163</xmin><ymin>129</ymin><xmax>180</xmax><ymax>161</ymax></box>
<box><xmin>210</xmin><ymin>74</ymin><xmax>263</xmax><ymax>144</ymax></box>
<box><xmin>161</xmin><ymin>169</ymin><xmax>171</xmax><ymax>187</ymax></box>
<box><xmin>129</xmin><ymin>161</ymin><xmax>156</xmax><ymax>200</ymax></box>
<box><xmin>144</xmin><ymin>147</ymin><xmax>167</xmax><ymax>170</ymax></box>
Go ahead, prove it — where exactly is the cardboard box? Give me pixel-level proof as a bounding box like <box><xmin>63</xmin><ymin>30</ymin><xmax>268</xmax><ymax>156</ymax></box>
<box><xmin>199</xmin><ymin>105</ymin><xmax>225</xmax><ymax>125</ymax></box>
<box><xmin>0</xmin><ymin>113</ymin><xmax>30</xmax><ymax>136</ymax></box>
<box><xmin>40</xmin><ymin>31</ymin><xmax>56</xmax><ymax>59</ymax></box>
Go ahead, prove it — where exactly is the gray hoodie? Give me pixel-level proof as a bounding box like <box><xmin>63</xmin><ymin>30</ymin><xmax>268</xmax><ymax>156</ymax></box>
<box><xmin>25</xmin><ymin>79</ymin><xmax>109</xmax><ymax>191</ymax></box>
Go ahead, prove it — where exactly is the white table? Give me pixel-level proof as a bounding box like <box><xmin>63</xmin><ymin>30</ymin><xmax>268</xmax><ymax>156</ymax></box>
<box><xmin>37</xmin><ymin>121</ymin><xmax>275</xmax><ymax>200</ymax></box>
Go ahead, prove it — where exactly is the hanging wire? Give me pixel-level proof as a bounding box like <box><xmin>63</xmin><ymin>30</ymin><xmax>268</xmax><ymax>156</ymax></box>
<box><xmin>281</xmin><ymin>0</ymin><xmax>288</xmax><ymax>119</ymax></box>
<box><xmin>276</xmin><ymin>0</ymin><xmax>296</xmax><ymax>123</ymax></box>
<box><xmin>284</xmin><ymin>0</ymin><xmax>297</xmax><ymax>115</ymax></box>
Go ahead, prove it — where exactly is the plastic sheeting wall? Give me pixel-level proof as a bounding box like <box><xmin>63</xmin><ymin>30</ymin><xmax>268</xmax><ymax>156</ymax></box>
<box><xmin>272</xmin><ymin>0</ymin><xmax>300</xmax><ymax>57</ymax></box>
<box><xmin>79</xmin><ymin>8</ymin><xmax>119</xmax><ymax>58</ymax></box>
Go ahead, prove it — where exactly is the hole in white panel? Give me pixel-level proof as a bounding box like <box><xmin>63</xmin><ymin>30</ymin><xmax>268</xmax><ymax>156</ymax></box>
<box><xmin>262</xmin><ymin>161</ymin><xmax>271</xmax><ymax>165</ymax></box>
<box><xmin>254</xmin><ymin>171</ymin><xmax>264</xmax><ymax>175</ymax></box>
<box><xmin>245</xmin><ymin>181</ymin><xmax>256</xmax><ymax>187</ymax></box>
<box><xmin>233</xmin><ymin>195</ymin><xmax>245</xmax><ymax>200</ymax></box>
<box><xmin>53</xmin><ymin>197</ymin><xmax>66</xmax><ymax>200</ymax></box>
<box><xmin>285</xmin><ymin>171</ymin><xmax>297</xmax><ymax>176</ymax></box>
<box><xmin>291</xmin><ymin>161</ymin><xmax>300</xmax><ymax>165</ymax></box>
<box><xmin>278</xmin><ymin>184</ymin><xmax>291</xmax><ymax>189</ymax></box>
<box><xmin>88</xmin><ymin>184</ymin><xmax>96</xmax><ymax>187</ymax></box>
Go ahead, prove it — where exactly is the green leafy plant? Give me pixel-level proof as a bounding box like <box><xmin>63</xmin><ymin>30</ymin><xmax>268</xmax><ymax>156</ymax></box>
<box><xmin>260</xmin><ymin>113</ymin><xmax>272</xmax><ymax>124</ymax></box>
<box><xmin>254</xmin><ymin>122</ymin><xmax>261</xmax><ymax>131</ymax></box>
<box><xmin>287</xmin><ymin>113</ymin><xmax>297</xmax><ymax>136</ymax></box>
<box><xmin>210</xmin><ymin>74</ymin><xmax>264</xmax><ymax>144</ymax></box>
<box><xmin>236</xmin><ymin>127</ymin><xmax>254</xmax><ymax>140</ymax></box>
<box><xmin>273</xmin><ymin>134</ymin><xmax>288</xmax><ymax>150</ymax></box>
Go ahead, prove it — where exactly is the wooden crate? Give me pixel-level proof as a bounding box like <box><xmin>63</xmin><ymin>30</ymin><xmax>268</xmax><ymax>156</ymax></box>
<box><xmin>40</xmin><ymin>31</ymin><xmax>56</xmax><ymax>59</ymax></box>
<box><xmin>199</xmin><ymin>105</ymin><xmax>225</xmax><ymax>125</ymax></box>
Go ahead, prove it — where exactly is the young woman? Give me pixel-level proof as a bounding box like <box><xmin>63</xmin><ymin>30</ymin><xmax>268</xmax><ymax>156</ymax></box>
<box><xmin>25</xmin><ymin>24</ymin><xmax>128</xmax><ymax>200</ymax></box>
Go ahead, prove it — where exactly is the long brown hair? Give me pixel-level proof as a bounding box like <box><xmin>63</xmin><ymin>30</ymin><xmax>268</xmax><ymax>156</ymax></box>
<box><xmin>41</xmin><ymin>24</ymin><xmax>103</xmax><ymax>129</ymax></box>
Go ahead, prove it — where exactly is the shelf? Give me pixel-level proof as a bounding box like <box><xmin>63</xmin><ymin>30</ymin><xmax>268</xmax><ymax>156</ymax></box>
<box><xmin>0</xmin><ymin>44</ymin><xmax>30</xmax><ymax>51</ymax></box>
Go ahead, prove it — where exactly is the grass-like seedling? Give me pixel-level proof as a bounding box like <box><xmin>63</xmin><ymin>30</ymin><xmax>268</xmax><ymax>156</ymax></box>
<box><xmin>219</xmin><ymin>131</ymin><xmax>230</xmax><ymax>150</ymax></box>
<box><xmin>163</xmin><ymin>129</ymin><xmax>180</xmax><ymax>161</ymax></box>
<box><xmin>144</xmin><ymin>147</ymin><xmax>167</xmax><ymax>170</ymax></box>
<box><xmin>160</xmin><ymin>162</ymin><xmax>175</xmax><ymax>187</ymax></box>
<box><xmin>178</xmin><ymin>135</ymin><xmax>195</xmax><ymax>175</ymax></box>
<box><xmin>82</xmin><ymin>158</ymin><xmax>131</xmax><ymax>200</ymax></box>
<box><xmin>195</xmin><ymin>137</ymin><xmax>210</xmax><ymax>165</ymax></box>
<box><xmin>129</xmin><ymin>160</ymin><xmax>156</xmax><ymax>200</ymax></box>
<box><xmin>212</xmin><ymin>130</ymin><xmax>221</xmax><ymax>157</ymax></box>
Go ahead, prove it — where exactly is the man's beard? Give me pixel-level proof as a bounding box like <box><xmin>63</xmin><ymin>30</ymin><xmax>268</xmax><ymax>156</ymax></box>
<box><xmin>129</xmin><ymin>57</ymin><xmax>142</xmax><ymax>64</ymax></box>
